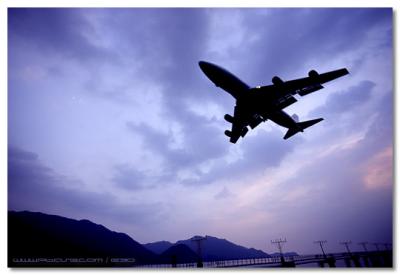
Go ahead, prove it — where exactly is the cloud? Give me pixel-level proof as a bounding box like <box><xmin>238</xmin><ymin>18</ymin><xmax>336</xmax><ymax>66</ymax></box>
<box><xmin>126</xmin><ymin>118</ymin><xmax>300</xmax><ymax>188</ymax></box>
<box><xmin>126</xmin><ymin>110</ymin><xmax>230</xmax><ymax>184</ymax></box>
<box><xmin>111</xmin><ymin>164</ymin><xmax>147</xmax><ymax>190</ymax></box>
<box><xmin>7</xmin><ymin>8</ymin><xmax>393</xmax><ymax>252</ymax></box>
<box><xmin>8</xmin><ymin>146</ymin><xmax>165</xmax><ymax>230</ymax></box>
<box><xmin>260</xmin><ymin>90</ymin><xmax>393</xmax><ymax>251</ymax></box>
<box><xmin>8</xmin><ymin>8</ymin><xmax>118</xmax><ymax>63</ymax></box>
<box><xmin>362</xmin><ymin>146</ymin><xmax>393</xmax><ymax>190</ymax></box>
<box><xmin>310</xmin><ymin>80</ymin><xmax>375</xmax><ymax>116</ymax></box>
<box><xmin>237</xmin><ymin>8</ymin><xmax>392</xmax><ymax>82</ymax></box>
<box><xmin>214</xmin><ymin>186</ymin><xmax>234</xmax><ymax>200</ymax></box>
<box><xmin>305</xmin><ymin>80</ymin><xmax>389</xmax><ymax>152</ymax></box>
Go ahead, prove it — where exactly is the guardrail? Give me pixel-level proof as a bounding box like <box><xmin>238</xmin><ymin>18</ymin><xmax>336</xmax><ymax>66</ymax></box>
<box><xmin>139</xmin><ymin>250</ymin><xmax>392</xmax><ymax>268</ymax></box>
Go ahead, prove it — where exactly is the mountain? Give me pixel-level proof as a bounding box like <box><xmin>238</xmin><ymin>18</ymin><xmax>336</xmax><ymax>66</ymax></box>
<box><xmin>144</xmin><ymin>235</ymin><xmax>271</xmax><ymax>262</ymax></box>
<box><xmin>159</xmin><ymin>244</ymin><xmax>199</xmax><ymax>264</ymax></box>
<box><xmin>9</xmin><ymin>211</ymin><xmax>276</xmax><ymax>267</ymax></box>
<box><xmin>8</xmin><ymin>211</ymin><xmax>157</xmax><ymax>267</ymax></box>
<box><xmin>144</xmin><ymin>241</ymin><xmax>173</xmax><ymax>254</ymax></box>
<box><xmin>176</xmin><ymin>235</ymin><xmax>270</xmax><ymax>261</ymax></box>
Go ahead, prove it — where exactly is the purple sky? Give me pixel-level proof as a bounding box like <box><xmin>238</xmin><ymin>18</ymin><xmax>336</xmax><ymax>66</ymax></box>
<box><xmin>8</xmin><ymin>8</ymin><xmax>393</xmax><ymax>254</ymax></box>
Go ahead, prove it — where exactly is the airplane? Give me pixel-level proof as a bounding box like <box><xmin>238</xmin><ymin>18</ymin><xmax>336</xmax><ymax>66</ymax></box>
<box><xmin>198</xmin><ymin>61</ymin><xmax>349</xmax><ymax>143</ymax></box>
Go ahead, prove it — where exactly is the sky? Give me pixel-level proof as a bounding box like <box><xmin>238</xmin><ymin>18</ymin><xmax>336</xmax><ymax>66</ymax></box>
<box><xmin>8</xmin><ymin>8</ymin><xmax>393</xmax><ymax>255</ymax></box>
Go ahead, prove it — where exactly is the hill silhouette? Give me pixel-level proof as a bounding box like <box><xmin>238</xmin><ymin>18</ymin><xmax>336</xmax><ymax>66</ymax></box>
<box><xmin>8</xmin><ymin>211</ymin><xmax>156</xmax><ymax>267</ymax></box>
<box><xmin>144</xmin><ymin>240</ymin><xmax>174</xmax><ymax>254</ymax></box>
<box><xmin>159</xmin><ymin>244</ymin><xmax>199</xmax><ymax>264</ymax></box>
<box><xmin>9</xmin><ymin>211</ymin><xmax>274</xmax><ymax>267</ymax></box>
<box><xmin>145</xmin><ymin>235</ymin><xmax>270</xmax><ymax>261</ymax></box>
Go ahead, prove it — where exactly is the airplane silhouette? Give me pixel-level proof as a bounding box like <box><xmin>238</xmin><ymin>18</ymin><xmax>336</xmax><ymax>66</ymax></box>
<box><xmin>199</xmin><ymin>61</ymin><xmax>349</xmax><ymax>143</ymax></box>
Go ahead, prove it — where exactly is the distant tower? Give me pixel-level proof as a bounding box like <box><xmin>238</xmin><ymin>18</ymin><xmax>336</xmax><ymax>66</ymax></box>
<box><xmin>314</xmin><ymin>240</ymin><xmax>327</xmax><ymax>258</ymax></box>
<box><xmin>383</xmin><ymin>243</ymin><xmax>391</xmax><ymax>251</ymax></box>
<box><xmin>271</xmin><ymin>238</ymin><xmax>287</xmax><ymax>260</ymax></box>
<box><xmin>191</xmin><ymin>236</ymin><xmax>207</xmax><ymax>267</ymax></box>
<box><xmin>340</xmin><ymin>241</ymin><xmax>352</xmax><ymax>255</ymax></box>
<box><xmin>358</xmin><ymin>242</ymin><xmax>368</xmax><ymax>252</ymax></box>
<box><xmin>372</xmin><ymin>242</ymin><xmax>380</xmax><ymax>251</ymax></box>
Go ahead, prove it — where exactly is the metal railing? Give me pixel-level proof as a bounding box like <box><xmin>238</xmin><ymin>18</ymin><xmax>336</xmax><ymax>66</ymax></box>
<box><xmin>138</xmin><ymin>250</ymin><xmax>392</xmax><ymax>268</ymax></box>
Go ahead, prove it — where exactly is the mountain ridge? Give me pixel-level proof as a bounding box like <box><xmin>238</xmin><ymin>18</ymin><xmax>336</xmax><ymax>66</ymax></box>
<box><xmin>8</xmin><ymin>210</ymin><xmax>156</xmax><ymax>267</ymax></box>
<box><xmin>9</xmin><ymin>210</ymin><xmax>284</xmax><ymax>267</ymax></box>
<box><xmin>144</xmin><ymin>234</ymin><xmax>271</xmax><ymax>261</ymax></box>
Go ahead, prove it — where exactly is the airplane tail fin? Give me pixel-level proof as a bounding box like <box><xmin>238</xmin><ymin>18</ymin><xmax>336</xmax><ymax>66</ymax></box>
<box><xmin>283</xmin><ymin>118</ymin><xmax>324</xmax><ymax>140</ymax></box>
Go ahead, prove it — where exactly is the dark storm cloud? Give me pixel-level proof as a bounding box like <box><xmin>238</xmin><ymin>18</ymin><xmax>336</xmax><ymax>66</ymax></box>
<box><xmin>8</xmin><ymin>8</ymin><xmax>117</xmax><ymax>63</ymax></box>
<box><xmin>126</xmin><ymin>111</ymin><xmax>229</xmax><ymax>184</ymax></box>
<box><xmin>238</xmin><ymin>8</ymin><xmax>392</xmax><ymax>82</ymax></box>
<box><xmin>308</xmin><ymin>80</ymin><xmax>390</xmax><ymax>147</ymax></box>
<box><xmin>8</xmin><ymin>146</ymin><xmax>164</xmax><ymax>226</ymax></box>
<box><xmin>356</xmin><ymin>90</ymin><xmax>393</xmax><ymax>153</ymax></box>
<box><xmin>112</xmin><ymin>164</ymin><xmax>147</xmax><ymax>190</ymax></box>
<box><xmin>86</xmin><ymin>8</ymin><xmax>210</xmax><ymax>97</ymax></box>
<box><xmin>127</xmin><ymin>114</ymin><xmax>299</xmax><ymax>187</ymax></box>
<box><xmin>198</xmin><ymin>128</ymin><xmax>301</xmax><ymax>185</ymax></box>
<box><xmin>310</xmin><ymin>80</ymin><xmax>375</xmax><ymax>116</ymax></box>
<box><xmin>117</xmin><ymin>8</ymin><xmax>391</xmax><ymax>181</ymax></box>
<box><xmin>127</xmin><ymin>105</ymin><xmax>229</xmax><ymax>168</ymax></box>
<box><xmin>8</xmin><ymin>146</ymin><xmax>54</xmax><ymax>192</ymax></box>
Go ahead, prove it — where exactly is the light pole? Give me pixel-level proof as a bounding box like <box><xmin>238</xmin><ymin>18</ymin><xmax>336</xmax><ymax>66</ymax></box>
<box><xmin>314</xmin><ymin>240</ymin><xmax>327</xmax><ymax>258</ymax></box>
<box><xmin>358</xmin><ymin>242</ymin><xmax>368</xmax><ymax>252</ymax></box>
<box><xmin>271</xmin><ymin>238</ymin><xmax>287</xmax><ymax>260</ymax></box>
<box><xmin>340</xmin><ymin>241</ymin><xmax>352</xmax><ymax>255</ymax></box>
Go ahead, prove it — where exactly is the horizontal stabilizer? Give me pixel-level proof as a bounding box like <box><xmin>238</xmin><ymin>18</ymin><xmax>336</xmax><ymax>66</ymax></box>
<box><xmin>283</xmin><ymin>118</ymin><xmax>323</xmax><ymax>140</ymax></box>
<box><xmin>283</xmin><ymin>128</ymin><xmax>299</xmax><ymax>140</ymax></box>
<box><xmin>297</xmin><ymin>118</ymin><xmax>323</xmax><ymax>130</ymax></box>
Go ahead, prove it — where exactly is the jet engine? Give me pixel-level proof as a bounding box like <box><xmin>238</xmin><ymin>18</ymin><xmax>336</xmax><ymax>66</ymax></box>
<box><xmin>224</xmin><ymin>130</ymin><xmax>232</xmax><ymax>137</ymax></box>
<box><xmin>224</xmin><ymin>114</ymin><xmax>235</xmax><ymax>123</ymax></box>
<box><xmin>308</xmin><ymin>70</ymin><xmax>319</xmax><ymax>79</ymax></box>
<box><xmin>249</xmin><ymin>115</ymin><xmax>264</xmax><ymax>129</ymax></box>
<box><xmin>272</xmin><ymin>76</ymin><xmax>284</xmax><ymax>85</ymax></box>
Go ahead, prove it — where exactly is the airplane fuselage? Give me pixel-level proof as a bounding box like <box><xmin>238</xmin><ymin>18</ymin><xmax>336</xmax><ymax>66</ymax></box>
<box><xmin>199</xmin><ymin>61</ymin><xmax>249</xmax><ymax>99</ymax></box>
<box><xmin>199</xmin><ymin>61</ymin><xmax>297</xmax><ymax>129</ymax></box>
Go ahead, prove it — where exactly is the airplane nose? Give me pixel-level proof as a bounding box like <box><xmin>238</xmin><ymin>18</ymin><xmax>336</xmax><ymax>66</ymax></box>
<box><xmin>199</xmin><ymin>61</ymin><xmax>215</xmax><ymax>74</ymax></box>
<box><xmin>199</xmin><ymin>61</ymin><xmax>207</xmax><ymax>70</ymax></box>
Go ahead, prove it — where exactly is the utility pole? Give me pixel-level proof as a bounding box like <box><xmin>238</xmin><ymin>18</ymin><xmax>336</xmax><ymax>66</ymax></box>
<box><xmin>314</xmin><ymin>240</ymin><xmax>327</xmax><ymax>258</ymax></box>
<box><xmin>191</xmin><ymin>236</ymin><xmax>207</xmax><ymax>267</ymax></box>
<box><xmin>372</xmin><ymin>243</ymin><xmax>380</xmax><ymax>252</ymax></box>
<box><xmin>358</xmin><ymin>242</ymin><xmax>368</xmax><ymax>252</ymax></box>
<box><xmin>271</xmin><ymin>238</ymin><xmax>287</xmax><ymax>259</ymax></box>
<box><xmin>358</xmin><ymin>242</ymin><xmax>370</xmax><ymax>267</ymax></box>
<box><xmin>340</xmin><ymin>241</ymin><xmax>352</xmax><ymax>254</ymax></box>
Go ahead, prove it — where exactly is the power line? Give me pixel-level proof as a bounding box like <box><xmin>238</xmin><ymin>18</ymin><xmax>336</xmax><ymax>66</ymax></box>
<box><xmin>358</xmin><ymin>242</ymin><xmax>368</xmax><ymax>252</ymax></box>
<box><xmin>271</xmin><ymin>238</ymin><xmax>287</xmax><ymax>258</ymax></box>
<box><xmin>383</xmin><ymin>243</ymin><xmax>391</xmax><ymax>251</ymax></box>
<box><xmin>314</xmin><ymin>240</ymin><xmax>327</xmax><ymax>257</ymax></box>
<box><xmin>372</xmin><ymin>242</ymin><xmax>380</xmax><ymax>251</ymax></box>
<box><xmin>339</xmin><ymin>241</ymin><xmax>352</xmax><ymax>254</ymax></box>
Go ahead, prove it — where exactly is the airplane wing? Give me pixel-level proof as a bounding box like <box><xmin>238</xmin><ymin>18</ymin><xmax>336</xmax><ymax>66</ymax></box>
<box><xmin>286</xmin><ymin>68</ymin><xmax>349</xmax><ymax>96</ymax></box>
<box><xmin>253</xmin><ymin>68</ymin><xmax>349</xmax><ymax>97</ymax></box>
<box><xmin>222</xmin><ymin>67</ymin><xmax>349</xmax><ymax>143</ymax></box>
